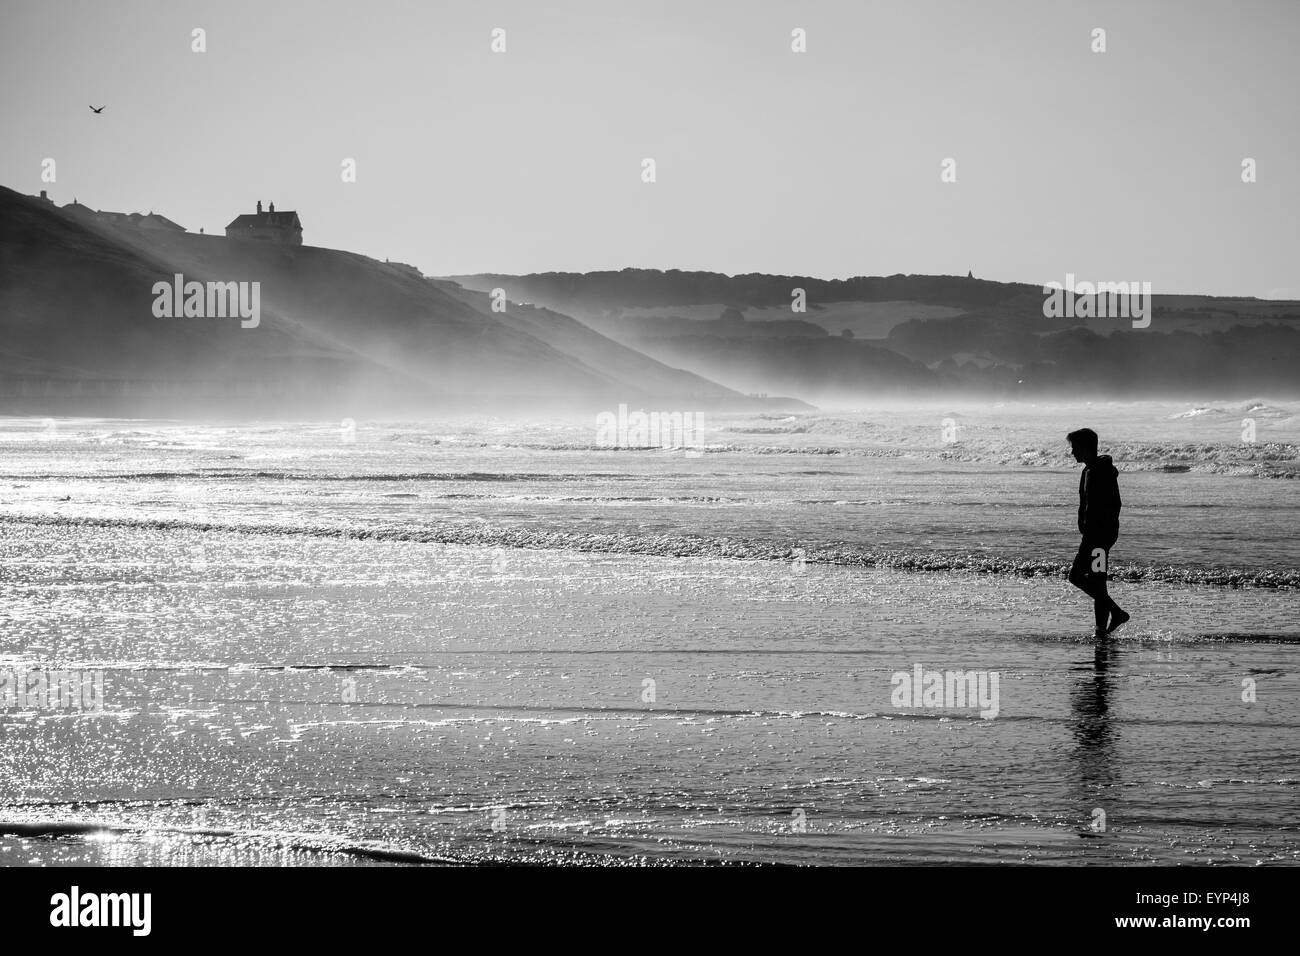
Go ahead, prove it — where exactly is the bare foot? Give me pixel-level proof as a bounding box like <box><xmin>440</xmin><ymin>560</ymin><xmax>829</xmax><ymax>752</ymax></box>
<box><xmin>1107</xmin><ymin>609</ymin><xmax>1131</xmax><ymax>634</ymax></box>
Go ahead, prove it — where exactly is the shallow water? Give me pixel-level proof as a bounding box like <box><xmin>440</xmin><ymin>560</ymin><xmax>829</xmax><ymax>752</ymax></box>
<box><xmin>1</xmin><ymin>404</ymin><xmax>1297</xmax><ymax>865</ymax></box>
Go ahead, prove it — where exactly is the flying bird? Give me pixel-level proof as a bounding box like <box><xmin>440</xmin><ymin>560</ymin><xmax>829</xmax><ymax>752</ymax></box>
<box><xmin>89</xmin><ymin>105</ymin><xmax>105</xmax><ymax>114</ymax></box>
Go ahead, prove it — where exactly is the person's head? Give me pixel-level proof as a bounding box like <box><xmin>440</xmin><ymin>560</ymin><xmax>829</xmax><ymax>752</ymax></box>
<box><xmin>1067</xmin><ymin>427</ymin><xmax>1099</xmax><ymax>463</ymax></box>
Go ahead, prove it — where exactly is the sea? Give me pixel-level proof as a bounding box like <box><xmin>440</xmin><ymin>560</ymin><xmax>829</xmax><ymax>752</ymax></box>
<box><xmin>0</xmin><ymin>400</ymin><xmax>1296</xmax><ymax>865</ymax></box>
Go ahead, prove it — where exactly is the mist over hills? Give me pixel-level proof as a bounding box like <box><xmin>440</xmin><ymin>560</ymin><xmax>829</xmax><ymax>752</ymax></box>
<box><xmin>450</xmin><ymin>269</ymin><xmax>1300</xmax><ymax>402</ymax></box>
<box><xmin>0</xmin><ymin>187</ymin><xmax>759</xmax><ymax>416</ymax></box>
<box><xmin>446</xmin><ymin>270</ymin><xmax>1036</xmax><ymax>313</ymax></box>
<box><xmin>5</xmin><ymin>180</ymin><xmax>1295</xmax><ymax>417</ymax></box>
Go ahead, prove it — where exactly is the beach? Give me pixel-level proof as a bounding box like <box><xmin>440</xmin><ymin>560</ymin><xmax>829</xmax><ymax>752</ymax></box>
<box><xmin>1</xmin><ymin>402</ymin><xmax>1296</xmax><ymax>865</ymax></box>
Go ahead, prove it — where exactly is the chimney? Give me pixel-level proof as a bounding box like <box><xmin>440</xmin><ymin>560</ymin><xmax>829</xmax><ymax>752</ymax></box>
<box><xmin>256</xmin><ymin>200</ymin><xmax>262</xmax><ymax>214</ymax></box>
<box><xmin>269</xmin><ymin>201</ymin><xmax>275</xmax><ymax>213</ymax></box>
<box><xmin>39</xmin><ymin>190</ymin><xmax>48</xmax><ymax>201</ymax></box>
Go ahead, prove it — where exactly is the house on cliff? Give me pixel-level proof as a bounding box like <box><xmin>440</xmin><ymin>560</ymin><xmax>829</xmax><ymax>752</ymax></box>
<box><xmin>225</xmin><ymin>201</ymin><xmax>302</xmax><ymax>245</ymax></box>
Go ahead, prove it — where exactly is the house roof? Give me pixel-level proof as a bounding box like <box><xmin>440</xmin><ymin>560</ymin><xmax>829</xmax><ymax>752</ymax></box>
<box><xmin>137</xmin><ymin>213</ymin><xmax>186</xmax><ymax>231</ymax></box>
<box><xmin>99</xmin><ymin>211</ymin><xmax>186</xmax><ymax>231</ymax></box>
<box><xmin>226</xmin><ymin>211</ymin><xmax>302</xmax><ymax>230</ymax></box>
<box><xmin>59</xmin><ymin>204</ymin><xmax>186</xmax><ymax>231</ymax></box>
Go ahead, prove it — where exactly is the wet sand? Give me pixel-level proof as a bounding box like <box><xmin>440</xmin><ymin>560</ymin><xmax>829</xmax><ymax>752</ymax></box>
<box><xmin>2</xmin><ymin>525</ymin><xmax>1295</xmax><ymax>865</ymax></box>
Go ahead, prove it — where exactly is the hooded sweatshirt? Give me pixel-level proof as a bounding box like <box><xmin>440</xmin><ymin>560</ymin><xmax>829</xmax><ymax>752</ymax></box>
<box><xmin>1079</xmin><ymin>455</ymin><xmax>1121</xmax><ymax>543</ymax></box>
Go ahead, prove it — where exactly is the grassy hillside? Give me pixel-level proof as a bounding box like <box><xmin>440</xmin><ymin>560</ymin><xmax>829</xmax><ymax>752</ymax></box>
<box><xmin>0</xmin><ymin>188</ymin><xmax>750</xmax><ymax>415</ymax></box>
<box><xmin>447</xmin><ymin>269</ymin><xmax>1300</xmax><ymax>400</ymax></box>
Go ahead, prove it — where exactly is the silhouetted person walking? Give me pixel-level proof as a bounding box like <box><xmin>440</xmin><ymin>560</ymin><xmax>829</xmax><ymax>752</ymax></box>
<box><xmin>1067</xmin><ymin>428</ymin><xmax>1130</xmax><ymax>637</ymax></box>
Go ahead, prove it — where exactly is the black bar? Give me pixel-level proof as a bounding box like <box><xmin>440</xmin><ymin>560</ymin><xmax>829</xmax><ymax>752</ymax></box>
<box><xmin>2</xmin><ymin>865</ymin><xmax>1280</xmax><ymax>942</ymax></box>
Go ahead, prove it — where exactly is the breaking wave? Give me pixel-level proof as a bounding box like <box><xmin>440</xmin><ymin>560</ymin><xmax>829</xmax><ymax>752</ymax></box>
<box><xmin>3</xmin><ymin>512</ymin><xmax>1296</xmax><ymax>589</ymax></box>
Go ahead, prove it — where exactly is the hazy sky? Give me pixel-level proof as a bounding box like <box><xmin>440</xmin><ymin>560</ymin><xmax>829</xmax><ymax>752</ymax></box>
<box><xmin>3</xmin><ymin>0</ymin><xmax>1297</xmax><ymax>297</ymax></box>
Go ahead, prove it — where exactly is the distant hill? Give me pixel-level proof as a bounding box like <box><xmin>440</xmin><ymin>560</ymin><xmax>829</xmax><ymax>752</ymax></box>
<box><xmin>445</xmin><ymin>268</ymin><xmax>1035</xmax><ymax>313</ymax></box>
<box><xmin>0</xmin><ymin>188</ymin><xmax>785</xmax><ymax>416</ymax></box>
<box><xmin>544</xmin><ymin>306</ymin><xmax>937</xmax><ymax>402</ymax></box>
<box><xmin>447</xmin><ymin>269</ymin><xmax>1300</xmax><ymax>400</ymax></box>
